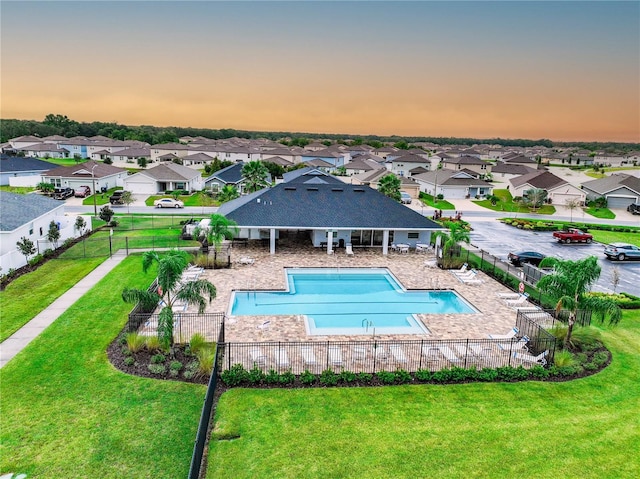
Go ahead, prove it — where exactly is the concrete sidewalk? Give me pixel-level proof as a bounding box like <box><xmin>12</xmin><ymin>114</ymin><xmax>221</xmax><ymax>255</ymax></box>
<box><xmin>0</xmin><ymin>252</ymin><xmax>127</xmax><ymax>368</ymax></box>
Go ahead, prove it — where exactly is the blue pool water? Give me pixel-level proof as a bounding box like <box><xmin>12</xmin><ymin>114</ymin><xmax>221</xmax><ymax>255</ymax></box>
<box><xmin>230</xmin><ymin>268</ymin><xmax>477</xmax><ymax>335</ymax></box>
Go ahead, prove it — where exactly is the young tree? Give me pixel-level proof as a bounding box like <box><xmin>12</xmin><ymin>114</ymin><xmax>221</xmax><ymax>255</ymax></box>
<box><xmin>16</xmin><ymin>236</ymin><xmax>36</xmax><ymax>263</ymax></box>
<box><xmin>74</xmin><ymin>216</ymin><xmax>87</xmax><ymax>235</ymax></box>
<box><xmin>121</xmin><ymin>191</ymin><xmax>135</xmax><ymax>213</ymax></box>
<box><xmin>122</xmin><ymin>250</ymin><xmax>216</xmax><ymax>350</ymax></box>
<box><xmin>433</xmin><ymin>222</ymin><xmax>470</xmax><ymax>268</ymax></box>
<box><xmin>137</xmin><ymin>157</ymin><xmax>148</xmax><ymax>169</ymax></box>
<box><xmin>99</xmin><ymin>205</ymin><xmax>114</xmax><ymax>223</ymax></box>
<box><xmin>536</xmin><ymin>256</ymin><xmax>621</xmax><ymax>348</ymax></box>
<box><xmin>523</xmin><ymin>188</ymin><xmax>548</xmax><ymax>211</ymax></box>
<box><xmin>564</xmin><ymin>197</ymin><xmax>582</xmax><ymax>223</ymax></box>
<box><xmin>216</xmin><ymin>184</ymin><xmax>239</xmax><ymax>204</ymax></box>
<box><xmin>241</xmin><ymin>161</ymin><xmax>270</xmax><ymax>193</ymax></box>
<box><xmin>195</xmin><ymin>214</ymin><xmax>239</xmax><ymax>253</ymax></box>
<box><xmin>47</xmin><ymin>221</ymin><xmax>61</xmax><ymax>248</ymax></box>
<box><xmin>37</xmin><ymin>182</ymin><xmax>55</xmax><ymax>195</ymax></box>
<box><xmin>377</xmin><ymin>174</ymin><xmax>402</xmax><ymax>202</ymax></box>
<box><xmin>611</xmin><ymin>267</ymin><xmax>621</xmax><ymax>293</ymax></box>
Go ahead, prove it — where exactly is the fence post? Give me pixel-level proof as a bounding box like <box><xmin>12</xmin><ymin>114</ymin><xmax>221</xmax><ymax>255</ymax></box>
<box><xmin>372</xmin><ymin>340</ymin><xmax>377</xmax><ymax>373</ymax></box>
<box><xmin>126</xmin><ymin>237</ymin><xmax>129</xmax><ymax>256</ymax></box>
<box><xmin>326</xmin><ymin>341</ymin><xmax>330</xmax><ymax>370</ymax></box>
<box><xmin>83</xmin><ymin>238</ymin><xmax>86</xmax><ymax>257</ymax></box>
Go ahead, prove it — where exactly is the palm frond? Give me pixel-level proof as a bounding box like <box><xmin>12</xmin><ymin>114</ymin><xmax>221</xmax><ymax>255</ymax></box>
<box><xmin>176</xmin><ymin>280</ymin><xmax>217</xmax><ymax>314</ymax></box>
<box><xmin>122</xmin><ymin>287</ymin><xmax>160</xmax><ymax>311</ymax></box>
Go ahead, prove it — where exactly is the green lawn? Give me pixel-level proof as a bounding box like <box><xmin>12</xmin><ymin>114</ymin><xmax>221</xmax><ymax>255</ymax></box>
<box><xmin>473</xmin><ymin>189</ymin><xmax>556</xmax><ymax>215</ymax></box>
<box><xmin>207</xmin><ymin>311</ymin><xmax>640</xmax><ymax>478</ymax></box>
<box><xmin>145</xmin><ymin>192</ymin><xmax>219</xmax><ymax>207</ymax></box>
<box><xmin>0</xmin><ymin>256</ymin><xmax>205</xmax><ymax>478</ymax></box>
<box><xmin>42</xmin><ymin>157</ymin><xmax>88</xmax><ymax>166</ymax></box>
<box><xmin>590</xmin><ymin>230</ymin><xmax>640</xmax><ymax>246</ymax></box>
<box><xmin>82</xmin><ymin>187</ymin><xmax>121</xmax><ymax>206</ymax></box>
<box><xmin>0</xmin><ymin>186</ymin><xmax>36</xmax><ymax>194</ymax></box>
<box><xmin>584</xmin><ymin>207</ymin><xmax>616</xmax><ymax>219</ymax></box>
<box><xmin>418</xmin><ymin>193</ymin><xmax>455</xmax><ymax>210</ymax></box>
<box><xmin>0</xmin><ymin>258</ymin><xmax>104</xmax><ymax>342</ymax></box>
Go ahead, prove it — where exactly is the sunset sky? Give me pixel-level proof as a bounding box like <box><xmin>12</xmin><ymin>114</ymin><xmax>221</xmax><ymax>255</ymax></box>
<box><xmin>1</xmin><ymin>1</ymin><xmax>638</xmax><ymax>142</ymax></box>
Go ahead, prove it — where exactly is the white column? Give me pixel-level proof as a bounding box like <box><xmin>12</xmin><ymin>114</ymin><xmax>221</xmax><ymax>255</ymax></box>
<box><xmin>327</xmin><ymin>230</ymin><xmax>334</xmax><ymax>255</ymax></box>
<box><xmin>382</xmin><ymin>230</ymin><xmax>389</xmax><ymax>255</ymax></box>
<box><xmin>270</xmin><ymin>228</ymin><xmax>276</xmax><ymax>255</ymax></box>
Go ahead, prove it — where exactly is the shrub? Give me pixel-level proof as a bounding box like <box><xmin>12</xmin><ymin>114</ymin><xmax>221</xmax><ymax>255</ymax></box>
<box><xmin>145</xmin><ymin>335</ymin><xmax>162</xmax><ymax>352</ymax></box>
<box><xmin>415</xmin><ymin>368</ymin><xmax>432</xmax><ymax>382</ymax></box>
<box><xmin>247</xmin><ymin>366</ymin><xmax>266</xmax><ymax>385</ymax></box>
<box><xmin>550</xmin><ymin>325</ymin><xmax>601</xmax><ymax>351</ymax></box>
<box><xmin>553</xmin><ymin>350</ymin><xmax>576</xmax><ymax>367</ymax></box>
<box><xmin>150</xmin><ymin>353</ymin><xmax>166</xmax><ymax>364</ymax></box>
<box><xmin>279</xmin><ymin>370</ymin><xmax>296</xmax><ymax>385</ymax></box>
<box><xmin>28</xmin><ymin>254</ymin><xmax>44</xmax><ymax>267</ymax></box>
<box><xmin>394</xmin><ymin>369</ymin><xmax>413</xmax><ymax>384</ymax></box>
<box><xmin>592</xmin><ymin>350</ymin><xmax>610</xmax><ymax>367</ymax></box>
<box><xmin>356</xmin><ymin>372</ymin><xmax>372</xmax><ymax>383</ymax></box>
<box><xmin>477</xmin><ymin>368</ymin><xmax>499</xmax><ymax>382</ymax></box>
<box><xmin>220</xmin><ymin>364</ymin><xmax>247</xmax><ymax>386</ymax></box>
<box><xmin>449</xmin><ymin>366</ymin><xmax>473</xmax><ymax>382</ymax></box>
<box><xmin>300</xmin><ymin>370</ymin><xmax>316</xmax><ymax>385</ymax></box>
<box><xmin>431</xmin><ymin>368</ymin><xmax>453</xmax><ymax>383</ymax></box>
<box><xmin>183</xmin><ymin>370</ymin><xmax>196</xmax><ymax>380</ymax></box>
<box><xmin>529</xmin><ymin>365</ymin><xmax>549</xmax><ymax>379</ymax></box>
<box><xmin>123</xmin><ymin>356</ymin><xmax>135</xmax><ymax>366</ymax></box>
<box><xmin>196</xmin><ymin>348</ymin><xmax>216</xmax><ymax>376</ymax></box>
<box><xmin>339</xmin><ymin>370</ymin><xmax>357</xmax><ymax>384</ymax></box>
<box><xmin>377</xmin><ymin>370</ymin><xmax>396</xmax><ymax>384</ymax></box>
<box><xmin>125</xmin><ymin>332</ymin><xmax>146</xmax><ymax>353</ymax></box>
<box><xmin>148</xmin><ymin>363</ymin><xmax>166</xmax><ymax>375</ymax></box>
<box><xmin>319</xmin><ymin>369</ymin><xmax>339</xmax><ymax>387</ymax></box>
<box><xmin>189</xmin><ymin>333</ymin><xmax>208</xmax><ymax>355</ymax></box>
<box><xmin>169</xmin><ymin>360</ymin><xmax>183</xmax><ymax>372</ymax></box>
<box><xmin>264</xmin><ymin>369</ymin><xmax>279</xmax><ymax>385</ymax></box>
<box><xmin>169</xmin><ymin>369</ymin><xmax>179</xmax><ymax>377</ymax></box>
<box><xmin>43</xmin><ymin>249</ymin><xmax>55</xmax><ymax>259</ymax></box>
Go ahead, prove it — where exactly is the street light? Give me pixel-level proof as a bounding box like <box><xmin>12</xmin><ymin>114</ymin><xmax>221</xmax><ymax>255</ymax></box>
<box><xmin>91</xmin><ymin>164</ymin><xmax>98</xmax><ymax>217</ymax></box>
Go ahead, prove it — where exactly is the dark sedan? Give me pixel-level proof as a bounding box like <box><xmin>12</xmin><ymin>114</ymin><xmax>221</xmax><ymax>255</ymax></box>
<box><xmin>507</xmin><ymin>251</ymin><xmax>546</xmax><ymax>267</ymax></box>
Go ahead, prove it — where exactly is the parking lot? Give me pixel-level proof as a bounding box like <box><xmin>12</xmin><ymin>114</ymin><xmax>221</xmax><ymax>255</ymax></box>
<box><xmin>469</xmin><ymin>220</ymin><xmax>640</xmax><ymax>296</ymax></box>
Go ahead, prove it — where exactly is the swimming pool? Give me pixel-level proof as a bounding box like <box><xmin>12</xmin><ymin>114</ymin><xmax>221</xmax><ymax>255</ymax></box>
<box><xmin>229</xmin><ymin>268</ymin><xmax>478</xmax><ymax>336</ymax></box>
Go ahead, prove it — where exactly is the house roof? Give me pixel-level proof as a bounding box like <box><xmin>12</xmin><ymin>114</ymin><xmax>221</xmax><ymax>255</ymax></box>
<box><xmin>0</xmin><ymin>192</ymin><xmax>63</xmax><ymax>232</ymax></box>
<box><xmin>413</xmin><ymin>169</ymin><xmax>488</xmax><ymax>187</ymax></box>
<box><xmin>282</xmin><ymin>168</ymin><xmax>344</xmax><ymax>185</ymax></box>
<box><xmin>43</xmin><ymin>160</ymin><xmax>126</xmax><ymax>179</ymax></box>
<box><xmin>112</xmin><ymin>147</ymin><xmax>151</xmax><ymax>158</ymax></box>
<box><xmin>306</xmin><ymin>158</ymin><xmax>334</xmax><ymax>168</ymax></box>
<box><xmin>301</xmin><ymin>148</ymin><xmax>343</xmax><ymax>158</ymax></box>
<box><xmin>204</xmin><ymin>162</ymin><xmax>244</xmax><ymax>185</ymax></box>
<box><xmin>491</xmin><ymin>163</ymin><xmax>538</xmax><ymax>175</ymax></box>
<box><xmin>18</xmin><ymin>143</ymin><xmax>69</xmax><ymax>153</ymax></box>
<box><xmin>443</xmin><ymin>155</ymin><xmax>486</xmax><ymax>165</ymax></box>
<box><xmin>581</xmin><ymin>173</ymin><xmax>640</xmax><ymax>195</ymax></box>
<box><xmin>510</xmin><ymin>170</ymin><xmax>566</xmax><ymax>190</ymax></box>
<box><xmin>0</xmin><ymin>155</ymin><xmax>54</xmax><ymax>173</ymax></box>
<box><xmin>217</xmin><ymin>183</ymin><xmax>442</xmax><ymax>230</ymax></box>
<box><xmin>344</xmin><ymin>157</ymin><xmax>384</xmax><ymax>171</ymax></box>
<box><xmin>391</xmin><ymin>154</ymin><xmax>430</xmax><ymax>164</ymax></box>
<box><xmin>263</xmin><ymin>156</ymin><xmax>293</xmax><ymax>167</ymax></box>
<box><xmin>130</xmin><ymin>163</ymin><xmax>201</xmax><ymax>181</ymax></box>
<box><xmin>503</xmin><ymin>154</ymin><xmax>536</xmax><ymax>164</ymax></box>
<box><xmin>183</xmin><ymin>152</ymin><xmax>214</xmax><ymax>161</ymax></box>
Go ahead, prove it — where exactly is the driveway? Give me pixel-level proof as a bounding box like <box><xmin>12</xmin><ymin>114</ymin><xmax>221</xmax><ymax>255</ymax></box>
<box><xmin>468</xmin><ymin>220</ymin><xmax>640</xmax><ymax>296</ymax></box>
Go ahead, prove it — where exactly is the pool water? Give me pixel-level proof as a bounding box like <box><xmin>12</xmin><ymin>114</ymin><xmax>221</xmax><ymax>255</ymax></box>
<box><xmin>229</xmin><ymin>268</ymin><xmax>477</xmax><ymax>336</ymax></box>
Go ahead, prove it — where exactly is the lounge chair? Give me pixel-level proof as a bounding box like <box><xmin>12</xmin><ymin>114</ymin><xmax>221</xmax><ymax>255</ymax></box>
<box><xmin>374</xmin><ymin>345</ymin><xmax>388</xmax><ymax>361</ymax></box>
<box><xmin>505</xmin><ymin>293</ymin><xmax>530</xmax><ymax>307</ymax></box>
<box><xmin>389</xmin><ymin>344</ymin><xmax>408</xmax><ymax>364</ymax></box>
<box><xmin>257</xmin><ymin>320</ymin><xmax>271</xmax><ymax>332</ymax></box>
<box><xmin>438</xmin><ymin>345</ymin><xmax>462</xmax><ymax>364</ymax></box>
<box><xmin>275</xmin><ymin>347</ymin><xmax>290</xmax><ymax>368</ymax></box>
<box><xmin>512</xmin><ymin>305</ymin><xmax>542</xmax><ymax>313</ymax></box>
<box><xmin>452</xmin><ymin>263</ymin><xmax>468</xmax><ymax>274</ymax></box>
<box><xmin>352</xmin><ymin>345</ymin><xmax>368</xmax><ymax>361</ymax></box>
<box><xmin>423</xmin><ymin>259</ymin><xmax>438</xmax><ymax>269</ymax></box>
<box><xmin>422</xmin><ymin>346</ymin><xmax>441</xmax><ymax>362</ymax></box>
<box><xmin>488</xmin><ymin>327</ymin><xmax>519</xmax><ymax>340</ymax></box>
<box><xmin>301</xmin><ymin>346</ymin><xmax>318</xmax><ymax>366</ymax></box>
<box><xmin>496</xmin><ymin>291</ymin><xmax>522</xmax><ymax>299</ymax></box>
<box><xmin>328</xmin><ymin>346</ymin><xmax>344</xmax><ymax>367</ymax></box>
<box><xmin>460</xmin><ymin>276</ymin><xmax>484</xmax><ymax>285</ymax></box>
<box><xmin>345</xmin><ymin>243</ymin><xmax>354</xmax><ymax>256</ymax></box>
<box><xmin>249</xmin><ymin>348</ymin><xmax>267</xmax><ymax>367</ymax></box>
<box><xmin>497</xmin><ymin>336</ymin><xmax>530</xmax><ymax>352</ymax></box>
<box><xmin>238</xmin><ymin>257</ymin><xmax>255</xmax><ymax>265</ymax></box>
<box><xmin>513</xmin><ymin>350</ymin><xmax>548</xmax><ymax>366</ymax></box>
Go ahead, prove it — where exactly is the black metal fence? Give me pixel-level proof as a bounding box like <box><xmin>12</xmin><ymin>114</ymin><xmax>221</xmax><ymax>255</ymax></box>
<box><xmin>188</xmin><ymin>321</ymin><xmax>225</xmax><ymax>479</ymax></box>
<box><xmin>59</xmin><ymin>235</ymin><xmax>201</xmax><ymax>259</ymax></box>
<box><xmin>127</xmin><ymin>312</ymin><xmax>225</xmax><ymax>343</ymax></box>
<box><xmin>516</xmin><ymin>312</ymin><xmax>558</xmax><ymax>363</ymax></box>
<box><xmin>220</xmin><ymin>335</ymin><xmax>557</xmax><ymax>375</ymax></box>
<box><xmin>111</xmin><ymin>214</ymin><xmax>202</xmax><ymax>231</ymax></box>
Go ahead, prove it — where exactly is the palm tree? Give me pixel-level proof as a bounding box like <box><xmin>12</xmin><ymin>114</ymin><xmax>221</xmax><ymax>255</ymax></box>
<box><xmin>196</xmin><ymin>213</ymin><xmax>239</xmax><ymax>252</ymax></box>
<box><xmin>241</xmin><ymin>160</ymin><xmax>270</xmax><ymax>193</ymax></box>
<box><xmin>216</xmin><ymin>184</ymin><xmax>239</xmax><ymax>204</ymax></box>
<box><xmin>434</xmin><ymin>222</ymin><xmax>470</xmax><ymax>268</ymax></box>
<box><xmin>122</xmin><ymin>250</ymin><xmax>216</xmax><ymax>350</ymax></box>
<box><xmin>536</xmin><ymin>256</ymin><xmax>621</xmax><ymax>348</ymax></box>
<box><xmin>377</xmin><ymin>174</ymin><xmax>401</xmax><ymax>202</ymax></box>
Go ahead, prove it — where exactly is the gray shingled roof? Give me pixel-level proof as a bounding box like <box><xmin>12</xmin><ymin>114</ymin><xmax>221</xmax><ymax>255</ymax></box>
<box><xmin>43</xmin><ymin>160</ymin><xmax>126</xmax><ymax>178</ymax></box>
<box><xmin>581</xmin><ymin>173</ymin><xmax>640</xmax><ymax>195</ymax></box>
<box><xmin>218</xmin><ymin>183</ymin><xmax>441</xmax><ymax>230</ymax></box>
<box><xmin>0</xmin><ymin>156</ymin><xmax>54</xmax><ymax>173</ymax></box>
<box><xmin>511</xmin><ymin>171</ymin><xmax>566</xmax><ymax>189</ymax></box>
<box><xmin>204</xmin><ymin>162</ymin><xmax>244</xmax><ymax>185</ymax></box>
<box><xmin>0</xmin><ymin>192</ymin><xmax>63</xmax><ymax>232</ymax></box>
<box><xmin>132</xmin><ymin>163</ymin><xmax>201</xmax><ymax>181</ymax></box>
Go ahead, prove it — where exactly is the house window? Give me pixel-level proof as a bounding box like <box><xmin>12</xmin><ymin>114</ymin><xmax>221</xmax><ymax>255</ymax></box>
<box><xmin>39</xmin><ymin>227</ymin><xmax>43</xmax><ymax>235</ymax></box>
<box><xmin>407</xmin><ymin>232</ymin><xmax>419</xmax><ymax>239</ymax></box>
<box><xmin>29</xmin><ymin>227</ymin><xmax>34</xmax><ymax>235</ymax></box>
<box><xmin>175</xmin><ymin>182</ymin><xmax>186</xmax><ymax>190</ymax></box>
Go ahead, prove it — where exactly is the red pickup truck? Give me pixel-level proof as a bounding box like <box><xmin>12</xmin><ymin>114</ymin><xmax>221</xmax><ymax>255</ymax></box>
<box><xmin>553</xmin><ymin>228</ymin><xmax>593</xmax><ymax>244</ymax></box>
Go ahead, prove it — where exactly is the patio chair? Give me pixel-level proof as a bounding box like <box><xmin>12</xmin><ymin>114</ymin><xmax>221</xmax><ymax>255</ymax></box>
<box><xmin>504</xmin><ymin>293</ymin><xmax>530</xmax><ymax>307</ymax></box>
<box><xmin>513</xmin><ymin>350</ymin><xmax>548</xmax><ymax>366</ymax></box>
<box><xmin>257</xmin><ymin>320</ymin><xmax>271</xmax><ymax>332</ymax></box>
<box><xmin>421</xmin><ymin>346</ymin><xmax>441</xmax><ymax>362</ymax></box>
<box><xmin>345</xmin><ymin>243</ymin><xmax>354</xmax><ymax>256</ymax></box>
<box><xmin>328</xmin><ymin>345</ymin><xmax>344</xmax><ymax>367</ymax></box>
<box><xmin>374</xmin><ymin>345</ymin><xmax>388</xmax><ymax>361</ymax></box>
<box><xmin>488</xmin><ymin>327</ymin><xmax>519</xmax><ymax>340</ymax></box>
<box><xmin>452</xmin><ymin>263</ymin><xmax>468</xmax><ymax>274</ymax></box>
<box><xmin>249</xmin><ymin>347</ymin><xmax>267</xmax><ymax>367</ymax></box>
<box><xmin>437</xmin><ymin>345</ymin><xmax>462</xmax><ymax>364</ymax></box>
<box><xmin>497</xmin><ymin>336</ymin><xmax>530</xmax><ymax>352</ymax></box>
<box><xmin>238</xmin><ymin>256</ymin><xmax>255</xmax><ymax>266</ymax></box>
<box><xmin>460</xmin><ymin>275</ymin><xmax>484</xmax><ymax>285</ymax></box>
<box><xmin>423</xmin><ymin>259</ymin><xmax>438</xmax><ymax>269</ymax></box>
<box><xmin>301</xmin><ymin>346</ymin><xmax>318</xmax><ymax>366</ymax></box>
<box><xmin>352</xmin><ymin>345</ymin><xmax>368</xmax><ymax>361</ymax></box>
<box><xmin>496</xmin><ymin>291</ymin><xmax>522</xmax><ymax>299</ymax></box>
<box><xmin>455</xmin><ymin>269</ymin><xmax>477</xmax><ymax>278</ymax></box>
<box><xmin>275</xmin><ymin>347</ymin><xmax>290</xmax><ymax>368</ymax></box>
<box><xmin>389</xmin><ymin>344</ymin><xmax>408</xmax><ymax>364</ymax></box>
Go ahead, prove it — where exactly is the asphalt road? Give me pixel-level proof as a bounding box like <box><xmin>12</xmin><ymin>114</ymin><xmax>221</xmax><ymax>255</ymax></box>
<box><xmin>468</xmin><ymin>220</ymin><xmax>640</xmax><ymax>296</ymax></box>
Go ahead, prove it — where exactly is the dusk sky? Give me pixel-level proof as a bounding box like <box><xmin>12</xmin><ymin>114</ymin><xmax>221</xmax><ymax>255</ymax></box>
<box><xmin>1</xmin><ymin>1</ymin><xmax>638</xmax><ymax>142</ymax></box>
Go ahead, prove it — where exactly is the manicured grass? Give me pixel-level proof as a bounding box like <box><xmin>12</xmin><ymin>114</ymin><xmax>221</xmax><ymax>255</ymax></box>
<box><xmin>207</xmin><ymin>311</ymin><xmax>640</xmax><ymax>478</ymax></box>
<box><xmin>473</xmin><ymin>189</ymin><xmax>556</xmax><ymax>215</ymax></box>
<box><xmin>42</xmin><ymin>158</ymin><xmax>88</xmax><ymax>166</ymax></box>
<box><xmin>590</xmin><ymin>230</ymin><xmax>640</xmax><ymax>246</ymax></box>
<box><xmin>418</xmin><ymin>193</ymin><xmax>455</xmax><ymax>210</ymax></box>
<box><xmin>0</xmin><ymin>258</ymin><xmax>104</xmax><ymax>342</ymax></box>
<box><xmin>0</xmin><ymin>256</ymin><xmax>205</xmax><ymax>478</ymax></box>
<box><xmin>584</xmin><ymin>207</ymin><xmax>616</xmax><ymax>219</ymax></box>
<box><xmin>145</xmin><ymin>193</ymin><xmax>219</xmax><ymax>207</ymax></box>
<box><xmin>82</xmin><ymin>187</ymin><xmax>121</xmax><ymax>206</ymax></box>
<box><xmin>0</xmin><ymin>185</ymin><xmax>36</xmax><ymax>193</ymax></box>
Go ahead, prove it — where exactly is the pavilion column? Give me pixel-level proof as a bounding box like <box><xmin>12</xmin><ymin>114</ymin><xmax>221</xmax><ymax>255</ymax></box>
<box><xmin>382</xmin><ymin>230</ymin><xmax>389</xmax><ymax>255</ymax></box>
<box><xmin>327</xmin><ymin>230</ymin><xmax>334</xmax><ymax>255</ymax></box>
<box><xmin>270</xmin><ymin>228</ymin><xmax>276</xmax><ymax>255</ymax></box>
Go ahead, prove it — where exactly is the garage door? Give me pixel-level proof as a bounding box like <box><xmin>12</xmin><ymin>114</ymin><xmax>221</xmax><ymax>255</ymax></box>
<box><xmin>607</xmin><ymin>196</ymin><xmax>639</xmax><ymax>209</ymax></box>
<box><xmin>552</xmin><ymin>193</ymin><xmax>583</xmax><ymax>206</ymax></box>
<box><xmin>124</xmin><ymin>181</ymin><xmax>157</xmax><ymax>195</ymax></box>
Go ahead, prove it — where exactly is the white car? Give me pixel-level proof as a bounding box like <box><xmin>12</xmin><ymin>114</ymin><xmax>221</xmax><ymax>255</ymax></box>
<box><xmin>400</xmin><ymin>192</ymin><xmax>412</xmax><ymax>204</ymax></box>
<box><xmin>154</xmin><ymin>198</ymin><xmax>184</xmax><ymax>208</ymax></box>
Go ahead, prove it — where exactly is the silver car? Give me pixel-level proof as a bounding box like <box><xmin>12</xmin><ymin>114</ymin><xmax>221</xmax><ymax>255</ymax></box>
<box><xmin>604</xmin><ymin>243</ymin><xmax>640</xmax><ymax>261</ymax></box>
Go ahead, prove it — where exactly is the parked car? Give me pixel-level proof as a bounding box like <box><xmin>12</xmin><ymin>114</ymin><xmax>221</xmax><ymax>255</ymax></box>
<box><xmin>604</xmin><ymin>243</ymin><xmax>640</xmax><ymax>261</ymax></box>
<box><xmin>109</xmin><ymin>190</ymin><xmax>125</xmax><ymax>205</ymax></box>
<box><xmin>400</xmin><ymin>192</ymin><xmax>412</xmax><ymax>205</ymax></box>
<box><xmin>507</xmin><ymin>251</ymin><xmax>546</xmax><ymax>267</ymax></box>
<box><xmin>52</xmin><ymin>187</ymin><xmax>74</xmax><ymax>200</ymax></box>
<box><xmin>154</xmin><ymin>198</ymin><xmax>184</xmax><ymax>208</ymax></box>
<box><xmin>74</xmin><ymin>185</ymin><xmax>91</xmax><ymax>198</ymax></box>
<box><xmin>627</xmin><ymin>203</ymin><xmax>640</xmax><ymax>215</ymax></box>
<box><xmin>552</xmin><ymin>228</ymin><xmax>593</xmax><ymax>244</ymax></box>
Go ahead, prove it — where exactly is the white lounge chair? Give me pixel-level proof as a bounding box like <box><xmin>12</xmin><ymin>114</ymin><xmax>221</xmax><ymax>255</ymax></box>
<box><xmin>345</xmin><ymin>243</ymin><xmax>354</xmax><ymax>256</ymax></box>
<box><xmin>389</xmin><ymin>344</ymin><xmax>408</xmax><ymax>364</ymax></box>
<box><xmin>461</xmin><ymin>276</ymin><xmax>484</xmax><ymax>285</ymax></box>
<box><xmin>257</xmin><ymin>320</ymin><xmax>271</xmax><ymax>332</ymax></box>
<box><xmin>497</xmin><ymin>336</ymin><xmax>530</xmax><ymax>352</ymax></box>
<box><xmin>328</xmin><ymin>346</ymin><xmax>344</xmax><ymax>367</ymax></box>
<box><xmin>422</xmin><ymin>346</ymin><xmax>441</xmax><ymax>362</ymax></box>
<box><xmin>438</xmin><ymin>345</ymin><xmax>462</xmax><ymax>364</ymax></box>
<box><xmin>352</xmin><ymin>345</ymin><xmax>368</xmax><ymax>361</ymax></box>
<box><xmin>488</xmin><ymin>327</ymin><xmax>519</xmax><ymax>340</ymax></box>
<box><xmin>249</xmin><ymin>348</ymin><xmax>267</xmax><ymax>367</ymax></box>
<box><xmin>505</xmin><ymin>293</ymin><xmax>530</xmax><ymax>307</ymax></box>
<box><xmin>275</xmin><ymin>347</ymin><xmax>290</xmax><ymax>368</ymax></box>
<box><xmin>238</xmin><ymin>257</ymin><xmax>255</xmax><ymax>265</ymax></box>
<box><xmin>374</xmin><ymin>345</ymin><xmax>388</xmax><ymax>361</ymax></box>
<box><xmin>301</xmin><ymin>346</ymin><xmax>317</xmax><ymax>366</ymax></box>
<box><xmin>452</xmin><ymin>263</ymin><xmax>468</xmax><ymax>274</ymax></box>
<box><xmin>423</xmin><ymin>259</ymin><xmax>438</xmax><ymax>269</ymax></box>
<box><xmin>496</xmin><ymin>291</ymin><xmax>522</xmax><ymax>299</ymax></box>
<box><xmin>513</xmin><ymin>350</ymin><xmax>548</xmax><ymax>366</ymax></box>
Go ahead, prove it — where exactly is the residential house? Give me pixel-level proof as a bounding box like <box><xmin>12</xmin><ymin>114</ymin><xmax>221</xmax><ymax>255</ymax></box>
<box><xmin>350</xmin><ymin>169</ymin><xmax>420</xmax><ymax>198</ymax></box>
<box><xmin>491</xmin><ymin>163</ymin><xmax>538</xmax><ymax>183</ymax></box>
<box><xmin>18</xmin><ymin>143</ymin><xmax>70</xmax><ymax>159</ymax></box>
<box><xmin>123</xmin><ymin>162</ymin><xmax>204</xmax><ymax>194</ymax></box>
<box><xmin>110</xmin><ymin>147</ymin><xmax>152</xmax><ymax>165</ymax></box>
<box><xmin>182</xmin><ymin>152</ymin><xmax>215</xmax><ymax>167</ymax></box>
<box><xmin>442</xmin><ymin>155</ymin><xmax>492</xmax><ymax>177</ymax></box>
<box><xmin>300</xmin><ymin>148</ymin><xmax>348</xmax><ymax>168</ymax></box>
<box><xmin>0</xmin><ymin>155</ymin><xmax>54</xmax><ymax>186</ymax></box>
<box><xmin>343</xmin><ymin>156</ymin><xmax>385</xmax><ymax>176</ymax></box>
<box><xmin>509</xmin><ymin>171</ymin><xmax>586</xmax><ymax>205</ymax></box>
<box><xmin>390</xmin><ymin>154</ymin><xmax>432</xmax><ymax>177</ymax></box>
<box><xmin>412</xmin><ymin>169</ymin><xmax>493</xmax><ymax>199</ymax></box>
<box><xmin>42</xmin><ymin>160</ymin><xmax>127</xmax><ymax>191</ymax></box>
<box><xmin>581</xmin><ymin>174</ymin><xmax>640</xmax><ymax>209</ymax></box>
<box><xmin>9</xmin><ymin>135</ymin><xmax>42</xmax><ymax>150</ymax></box>
<box><xmin>203</xmin><ymin>162</ymin><xmax>270</xmax><ymax>193</ymax></box>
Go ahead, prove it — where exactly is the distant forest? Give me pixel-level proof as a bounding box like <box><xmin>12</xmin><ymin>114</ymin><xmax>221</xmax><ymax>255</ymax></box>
<box><xmin>1</xmin><ymin>114</ymin><xmax>638</xmax><ymax>152</ymax></box>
